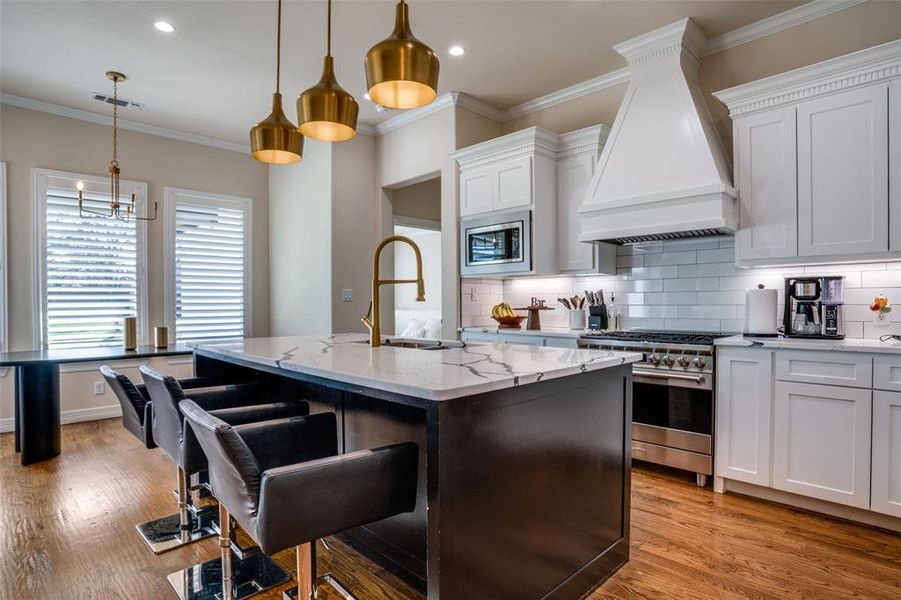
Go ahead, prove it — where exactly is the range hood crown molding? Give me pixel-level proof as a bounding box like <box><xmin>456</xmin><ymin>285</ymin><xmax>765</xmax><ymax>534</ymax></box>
<box><xmin>579</xmin><ymin>18</ymin><xmax>736</xmax><ymax>245</ymax></box>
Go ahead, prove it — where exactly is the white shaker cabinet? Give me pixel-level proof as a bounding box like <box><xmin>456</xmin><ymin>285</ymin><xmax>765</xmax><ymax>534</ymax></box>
<box><xmin>872</xmin><ymin>390</ymin><xmax>901</xmax><ymax>518</ymax></box>
<box><xmin>493</xmin><ymin>155</ymin><xmax>532</xmax><ymax>212</ymax></box>
<box><xmin>890</xmin><ymin>80</ymin><xmax>901</xmax><ymax>252</ymax></box>
<box><xmin>773</xmin><ymin>381</ymin><xmax>872</xmax><ymax>509</ymax></box>
<box><xmin>460</xmin><ymin>166</ymin><xmax>494</xmax><ymax>216</ymax></box>
<box><xmin>557</xmin><ymin>153</ymin><xmax>596</xmax><ymax>271</ymax></box>
<box><xmin>797</xmin><ymin>85</ymin><xmax>889</xmax><ymax>258</ymax></box>
<box><xmin>715</xmin><ymin>348</ymin><xmax>774</xmax><ymax>486</ymax></box>
<box><xmin>734</xmin><ymin>107</ymin><xmax>798</xmax><ymax>261</ymax></box>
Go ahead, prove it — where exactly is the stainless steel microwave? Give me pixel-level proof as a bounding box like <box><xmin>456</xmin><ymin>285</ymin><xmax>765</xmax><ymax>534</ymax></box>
<box><xmin>460</xmin><ymin>210</ymin><xmax>532</xmax><ymax>276</ymax></box>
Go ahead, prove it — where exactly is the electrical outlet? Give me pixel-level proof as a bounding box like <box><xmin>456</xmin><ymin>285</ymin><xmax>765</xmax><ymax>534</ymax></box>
<box><xmin>93</xmin><ymin>381</ymin><xmax>105</xmax><ymax>395</ymax></box>
<box><xmin>470</xmin><ymin>287</ymin><xmax>478</xmax><ymax>302</ymax></box>
<box><xmin>342</xmin><ymin>288</ymin><xmax>353</xmax><ymax>302</ymax></box>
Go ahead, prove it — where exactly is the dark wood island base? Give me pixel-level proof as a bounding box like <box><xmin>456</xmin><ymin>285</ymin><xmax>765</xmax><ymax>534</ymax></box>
<box><xmin>195</xmin><ymin>349</ymin><xmax>632</xmax><ymax>600</ymax></box>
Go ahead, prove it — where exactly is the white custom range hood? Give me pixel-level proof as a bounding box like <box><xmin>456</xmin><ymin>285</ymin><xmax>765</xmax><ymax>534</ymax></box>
<box><xmin>580</xmin><ymin>18</ymin><xmax>737</xmax><ymax>244</ymax></box>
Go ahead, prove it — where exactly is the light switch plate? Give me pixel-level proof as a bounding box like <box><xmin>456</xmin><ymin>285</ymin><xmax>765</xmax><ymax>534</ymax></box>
<box><xmin>94</xmin><ymin>381</ymin><xmax>105</xmax><ymax>395</ymax></box>
<box><xmin>342</xmin><ymin>289</ymin><xmax>353</xmax><ymax>302</ymax></box>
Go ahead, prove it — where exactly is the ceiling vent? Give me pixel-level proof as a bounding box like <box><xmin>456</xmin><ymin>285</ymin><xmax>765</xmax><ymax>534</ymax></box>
<box><xmin>91</xmin><ymin>92</ymin><xmax>143</xmax><ymax>110</ymax></box>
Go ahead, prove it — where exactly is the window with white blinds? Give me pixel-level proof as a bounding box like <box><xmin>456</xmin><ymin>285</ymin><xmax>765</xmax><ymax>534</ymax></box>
<box><xmin>167</xmin><ymin>189</ymin><xmax>251</xmax><ymax>343</ymax></box>
<box><xmin>35</xmin><ymin>169</ymin><xmax>148</xmax><ymax>349</ymax></box>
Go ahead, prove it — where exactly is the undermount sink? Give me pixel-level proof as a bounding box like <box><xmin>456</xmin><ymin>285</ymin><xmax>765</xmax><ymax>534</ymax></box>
<box><xmin>355</xmin><ymin>338</ymin><xmax>466</xmax><ymax>350</ymax></box>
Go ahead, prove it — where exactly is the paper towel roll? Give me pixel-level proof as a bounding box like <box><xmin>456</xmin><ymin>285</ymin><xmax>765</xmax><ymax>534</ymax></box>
<box><xmin>744</xmin><ymin>285</ymin><xmax>778</xmax><ymax>336</ymax></box>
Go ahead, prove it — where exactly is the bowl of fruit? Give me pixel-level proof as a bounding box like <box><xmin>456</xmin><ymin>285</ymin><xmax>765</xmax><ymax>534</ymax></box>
<box><xmin>491</xmin><ymin>303</ymin><xmax>526</xmax><ymax>329</ymax></box>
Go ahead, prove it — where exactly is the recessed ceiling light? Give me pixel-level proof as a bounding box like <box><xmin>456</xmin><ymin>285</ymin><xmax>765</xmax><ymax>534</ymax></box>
<box><xmin>154</xmin><ymin>21</ymin><xmax>175</xmax><ymax>33</ymax></box>
<box><xmin>363</xmin><ymin>93</ymin><xmax>371</xmax><ymax>101</ymax></box>
<box><xmin>448</xmin><ymin>46</ymin><xmax>466</xmax><ymax>57</ymax></box>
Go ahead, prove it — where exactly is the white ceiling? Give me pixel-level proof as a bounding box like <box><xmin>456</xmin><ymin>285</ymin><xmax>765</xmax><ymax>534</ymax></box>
<box><xmin>1</xmin><ymin>1</ymin><xmax>803</xmax><ymax>146</ymax></box>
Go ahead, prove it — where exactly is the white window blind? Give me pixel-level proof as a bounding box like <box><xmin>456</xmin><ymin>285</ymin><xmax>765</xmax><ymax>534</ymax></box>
<box><xmin>44</xmin><ymin>188</ymin><xmax>139</xmax><ymax>349</ymax></box>
<box><xmin>172</xmin><ymin>197</ymin><xmax>249</xmax><ymax>342</ymax></box>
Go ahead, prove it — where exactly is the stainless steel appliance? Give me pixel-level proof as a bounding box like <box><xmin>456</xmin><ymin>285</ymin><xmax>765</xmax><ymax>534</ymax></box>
<box><xmin>783</xmin><ymin>276</ymin><xmax>844</xmax><ymax>338</ymax></box>
<box><xmin>579</xmin><ymin>329</ymin><xmax>736</xmax><ymax>486</ymax></box>
<box><xmin>460</xmin><ymin>209</ymin><xmax>531</xmax><ymax>276</ymax></box>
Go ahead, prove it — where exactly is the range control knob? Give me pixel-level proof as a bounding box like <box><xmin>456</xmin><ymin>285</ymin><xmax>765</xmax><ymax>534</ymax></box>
<box><xmin>693</xmin><ymin>356</ymin><xmax>707</xmax><ymax>370</ymax></box>
<box><xmin>677</xmin><ymin>356</ymin><xmax>691</xmax><ymax>368</ymax></box>
<box><xmin>648</xmin><ymin>353</ymin><xmax>661</xmax><ymax>366</ymax></box>
<box><xmin>662</xmin><ymin>355</ymin><xmax>675</xmax><ymax>367</ymax></box>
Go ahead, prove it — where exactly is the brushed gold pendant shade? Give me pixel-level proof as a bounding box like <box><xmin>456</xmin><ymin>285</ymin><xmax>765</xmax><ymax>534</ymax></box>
<box><xmin>364</xmin><ymin>0</ymin><xmax>439</xmax><ymax>109</ymax></box>
<box><xmin>298</xmin><ymin>0</ymin><xmax>358</xmax><ymax>142</ymax></box>
<box><xmin>250</xmin><ymin>0</ymin><xmax>303</xmax><ymax>164</ymax></box>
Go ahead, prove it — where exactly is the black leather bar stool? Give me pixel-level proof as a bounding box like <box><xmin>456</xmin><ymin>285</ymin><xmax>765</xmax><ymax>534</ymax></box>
<box><xmin>137</xmin><ymin>365</ymin><xmax>310</xmax><ymax>557</ymax></box>
<box><xmin>180</xmin><ymin>399</ymin><xmax>418</xmax><ymax>600</ymax></box>
<box><xmin>100</xmin><ymin>365</ymin><xmax>221</xmax><ymax>449</ymax></box>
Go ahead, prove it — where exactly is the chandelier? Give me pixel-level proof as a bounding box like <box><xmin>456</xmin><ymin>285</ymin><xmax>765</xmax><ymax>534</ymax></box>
<box><xmin>76</xmin><ymin>71</ymin><xmax>158</xmax><ymax>221</ymax></box>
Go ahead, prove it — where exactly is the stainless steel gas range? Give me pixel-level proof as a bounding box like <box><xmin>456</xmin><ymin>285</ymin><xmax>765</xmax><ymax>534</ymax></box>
<box><xmin>579</xmin><ymin>330</ymin><xmax>736</xmax><ymax>487</ymax></box>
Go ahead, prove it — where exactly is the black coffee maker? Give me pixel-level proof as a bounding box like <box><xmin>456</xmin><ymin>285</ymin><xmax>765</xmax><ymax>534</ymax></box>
<box><xmin>783</xmin><ymin>276</ymin><xmax>844</xmax><ymax>338</ymax></box>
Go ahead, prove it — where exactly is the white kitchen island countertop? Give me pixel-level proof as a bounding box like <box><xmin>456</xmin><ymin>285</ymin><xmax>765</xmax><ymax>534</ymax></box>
<box><xmin>194</xmin><ymin>333</ymin><xmax>640</xmax><ymax>401</ymax></box>
<box><xmin>715</xmin><ymin>334</ymin><xmax>901</xmax><ymax>355</ymax></box>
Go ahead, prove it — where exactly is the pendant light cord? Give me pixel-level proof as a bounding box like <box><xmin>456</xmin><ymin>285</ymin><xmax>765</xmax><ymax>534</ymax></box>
<box><xmin>111</xmin><ymin>76</ymin><xmax>118</xmax><ymax>167</ymax></box>
<box><xmin>276</xmin><ymin>0</ymin><xmax>282</xmax><ymax>93</ymax></box>
<box><xmin>327</xmin><ymin>0</ymin><xmax>332</xmax><ymax>57</ymax></box>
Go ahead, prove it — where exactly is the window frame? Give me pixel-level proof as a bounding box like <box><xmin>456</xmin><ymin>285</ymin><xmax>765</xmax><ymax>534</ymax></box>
<box><xmin>163</xmin><ymin>187</ymin><xmax>253</xmax><ymax>343</ymax></box>
<box><xmin>32</xmin><ymin>168</ymin><xmax>150</xmax><ymax>349</ymax></box>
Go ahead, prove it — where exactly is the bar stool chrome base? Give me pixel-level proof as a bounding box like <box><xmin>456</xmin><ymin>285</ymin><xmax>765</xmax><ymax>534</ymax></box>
<box><xmin>282</xmin><ymin>573</ymin><xmax>356</xmax><ymax>600</ymax></box>
<box><xmin>136</xmin><ymin>503</ymin><xmax>218</xmax><ymax>554</ymax></box>
<box><xmin>167</xmin><ymin>550</ymin><xmax>290</xmax><ymax>600</ymax></box>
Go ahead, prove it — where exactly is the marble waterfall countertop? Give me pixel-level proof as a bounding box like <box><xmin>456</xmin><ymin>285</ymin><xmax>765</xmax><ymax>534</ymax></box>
<box><xmin>194</xmin><ymin>333</ymin><xmax>641</xmax><ymax>401</ymax></box>
<box><xmin>715</xmin><ymin>334</ymin><xmax>901</xmax><ymax>355</ymax></box>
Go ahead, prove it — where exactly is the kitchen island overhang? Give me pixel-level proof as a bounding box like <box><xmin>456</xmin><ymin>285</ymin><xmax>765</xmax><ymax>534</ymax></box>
<box><xmin>192</xmin><ymin>334</ymin><xmax>640</xmax><ymax>599</ymax></box>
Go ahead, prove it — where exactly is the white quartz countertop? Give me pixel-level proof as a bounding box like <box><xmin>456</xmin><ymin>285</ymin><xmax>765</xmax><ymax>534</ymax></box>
<box><xmin>715</xmin><ymin>334</ymin><xmax>901</xmax><ymax>355</ymax></box>
<box><xmin>460</xmin><ymin>326</ymin><xmax>587</xmax><ymax>339</ymax></box>
<box><xmin>195</xmin><ymin>333</ymin><xmax>640</xmax><ymax>401</ymax></box>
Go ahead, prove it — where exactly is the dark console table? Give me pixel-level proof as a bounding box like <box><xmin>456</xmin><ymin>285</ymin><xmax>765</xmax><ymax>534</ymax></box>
<box><xmin>0</xmin><ymin>345</ymin><xmax>193</xmax><ymax>465</ymax></box>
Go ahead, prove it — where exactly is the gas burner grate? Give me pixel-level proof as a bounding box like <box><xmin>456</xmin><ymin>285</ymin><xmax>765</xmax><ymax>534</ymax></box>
<box><xmin>581</xmin><ymin>329</ymin><xmax>737</xmax><ymax>346</ymax></box>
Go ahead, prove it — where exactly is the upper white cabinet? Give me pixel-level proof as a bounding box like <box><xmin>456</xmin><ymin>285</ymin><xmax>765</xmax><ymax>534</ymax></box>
<box><xmin>872</xmin><ymin>390</ymin><xmax>901</xmax><ymax>518</ymax></box>
<box><xmin>454</xmin><ymin>127</ymin><xmax>556</xmax><ymax>218</ymax></box>
<box><xmin>734</xmin><ymin>107</ymin><xmax>798</xmax><ymax>261</ymax></box>
<box><xmin>716</xmin><ymin>348</ymin><xmax>773</xmax><ymax>486</ymax></box>
<box><xmin>890</xmin><ymin>80</ymin><xmax>901</xmax><ymax>252</ymax></box>
<box><xmin>714</xmin><ymin>39</ymin><xmax>900</xmax><ymax>266</ymax></box>
<box><xmin>557</xmin><ymin>125</ymin><xmax>615</xmax><ymax>274</ymax></box>
<box><xmin>797</xmin><ymin>85</ymin><xmax>888</xmax><ymax>257</ymax></box>
<box><xmin>460</xmin><ymin>166</ymin><xmax>494</xmax><ymax>216</ymax></box>
<box><xmin>454</xmin><ymin>125</ymin><xmax>615</xmax><ymax>276</ymax></box>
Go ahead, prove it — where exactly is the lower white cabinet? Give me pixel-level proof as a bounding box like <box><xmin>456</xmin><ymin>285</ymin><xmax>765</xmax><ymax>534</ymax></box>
<box><xmin>772</xmin><ymin>381</ymin><xmax>872</xmax><ymax>509</ymax></box>
<box><xmin>872</xmin><ymin>391</ymin><xmax>901</xmax><ymax>517</ymax></box>
<box><xmin>498</xmin><ymin>333</ymin><xmax>545</xmax><ymax>346</ymax></box>
<box><xmin>716</xmin><ymin>348</ymin><xmax>774</xmax><ymax>486</ymax></box>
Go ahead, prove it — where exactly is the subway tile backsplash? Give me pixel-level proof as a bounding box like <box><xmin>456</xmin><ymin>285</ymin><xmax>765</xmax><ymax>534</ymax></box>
<box><xmin>461</xmin><ymin>235</ymin><xmax>901</xmax><ymax>339</ymax></box>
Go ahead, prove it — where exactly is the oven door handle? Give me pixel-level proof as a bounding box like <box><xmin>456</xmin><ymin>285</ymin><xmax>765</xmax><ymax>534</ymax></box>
<box><xmin>632</xmin><ymin>369</ymin><xmax>706</xmax><ymax>385</ymax></box>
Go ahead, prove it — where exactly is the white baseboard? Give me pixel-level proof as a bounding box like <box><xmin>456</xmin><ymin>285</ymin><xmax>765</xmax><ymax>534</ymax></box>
<box><xmin>0</xmin><ymin>404</ymin><xmax>122</xmax><ymax>434</ymax></box>
<box><xmin>721</xmin><ymin>478</ymin><xmax>901</xmax><ymax>533</ymax></box>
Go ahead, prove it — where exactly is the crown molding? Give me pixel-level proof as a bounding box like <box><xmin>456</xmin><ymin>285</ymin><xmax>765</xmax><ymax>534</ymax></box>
<box><xmin>1</xmin><ymin>93</ymin><xmax>249</xmax><ymax>153</ymax></box>
<box><xmin>713</xmin><ymin>38</ymin><xmax>901</xmax><ymax>117</ymax></box>
<box><xmin>373</xmin><ymin>92</ymin><xmax>457</xmax><ymax>136</ymax></box>
<box><xmin>355</xmin><ymin>122</ymin><xmax>378</xmax><ymax>136</ymax></box>
<box><xmin>557</xmin><ymin>124</ymin><xmax>611</xmax><ymax>159</ymax></box>
<box><xmin>614</xmin><ymin>18</ymin><xmax>707</xmax><ymax>66</ymax></box>
<box><xmin>498</xmin><ymin>68</ymin><xmax>630</xmax><ymax>123</ymax></box>
<box><xmin>449</xmin><ymin>126</ymin><xmax>560</xmax><ymax>169</ymax></box>
<box><xmin>454</xmin><ymin>93</ymin><xmax>506</xmax><ymax>122</ymax></box>
<box><xmin>702</xmin><ymin>0</ymin><xmax>869</xmax><ymax>56</ymax></box>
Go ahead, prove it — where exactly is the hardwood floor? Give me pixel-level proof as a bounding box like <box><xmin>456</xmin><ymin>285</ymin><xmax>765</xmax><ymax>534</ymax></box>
<box><xmin>1</xmin><ymin>419</ymin><xmax>898</xmax><ymax>599</ymax></box>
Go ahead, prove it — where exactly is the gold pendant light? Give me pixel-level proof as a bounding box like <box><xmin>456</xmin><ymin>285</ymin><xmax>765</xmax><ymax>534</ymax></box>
<box><xmin>298</xmin><ymin>0</ymin><xmax>358</xmax><ymax>142</ymax></box>
<box><xmin>250</xmin><ymin>0</ymin><xmax>303</xmax><ymax>164</ymax></box>
<box><xmin>364</xmin><ymin>0</ymin><xmax>439</xmax><ymax>109</ymax></box>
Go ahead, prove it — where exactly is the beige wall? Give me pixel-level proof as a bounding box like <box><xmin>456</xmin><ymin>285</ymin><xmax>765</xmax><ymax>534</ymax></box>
<box><xmin>269</xmin><ymin>139</ymin><xmax>333</xmax><ymax>336</ymax></box>
<box><xmin>392</xmin><ymin>177</ymin><xmax>441</xmax><ymax>222</ymax></box>
<box><xmin>0</xmin><ymin>104</ymin><xmax>271</xmax><ymax>349</ymax></box>
<box><xmin>0</xmin><ymin>104</ymin><xmax>270</xmax><ymax>423</ymax></box>
<box><xmin>331</xmin><ymin>133</ymin><xmax>378</xmax><ymax>334</ymax></box>
<box><xmin>501</xmin><ymin>0</ymin><xmax>901</xmax><ymax>162</ymax></box>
